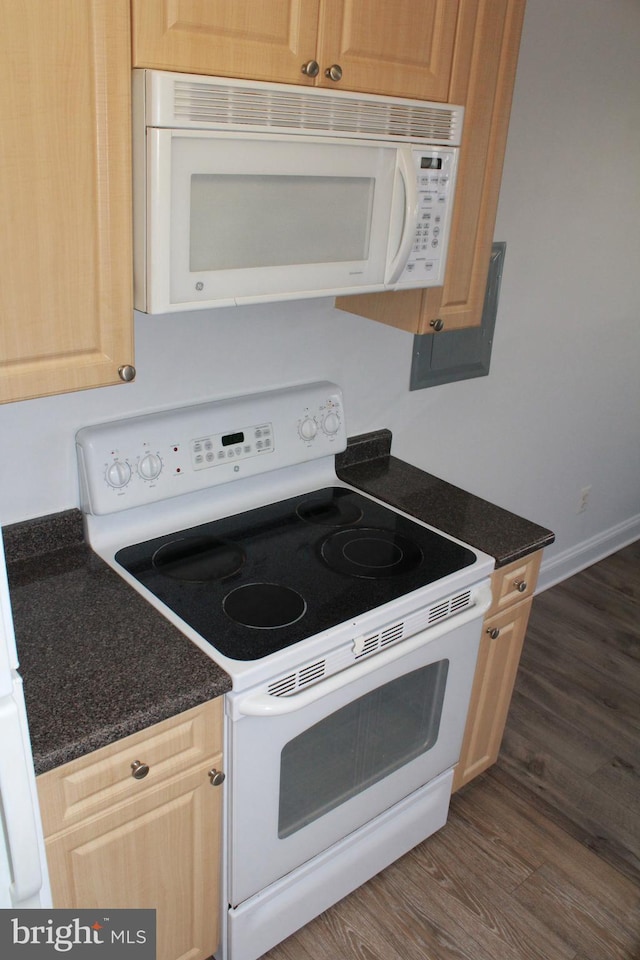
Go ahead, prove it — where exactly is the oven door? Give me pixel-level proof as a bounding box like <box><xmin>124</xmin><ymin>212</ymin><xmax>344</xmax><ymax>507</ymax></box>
<box><xmin>227</xmin><ymin>591</ymin><xmax>489</xmax><ymax>907</ymax></box>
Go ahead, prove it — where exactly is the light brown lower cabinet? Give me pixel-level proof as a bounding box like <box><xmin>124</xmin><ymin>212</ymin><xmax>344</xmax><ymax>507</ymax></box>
<box><xmin>453</xmin><ymin>550</ymin><xmax>542</xmax><ymax>791</ymax></box>
<box><xmin>37</xmin><ymin>699</ymin><xmax>223</xmax><ymax>960</ymax></box>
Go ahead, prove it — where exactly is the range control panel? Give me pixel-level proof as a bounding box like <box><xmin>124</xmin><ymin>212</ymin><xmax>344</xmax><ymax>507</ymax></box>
<box><xmin>76</xmin><ymin>382</ymin><xmax>346</xmax><ymax>515</ymax></box>
<box><xmin>191</xmin><ymin>421</ymin><xmax>274</xmax><ymax>471</ymax></box>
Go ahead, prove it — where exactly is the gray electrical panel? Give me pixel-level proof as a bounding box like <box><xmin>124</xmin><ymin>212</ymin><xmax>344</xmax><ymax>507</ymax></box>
<box><xmin>409</xmin><ymin>242</ymin><xmax>505</xmax><ymax>390</ymax></box>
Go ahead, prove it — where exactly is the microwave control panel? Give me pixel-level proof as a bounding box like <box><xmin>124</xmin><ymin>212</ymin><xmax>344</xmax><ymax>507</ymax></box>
<box><xmin>396</xmin><ymin>148</ymin><xmax>458</xmax><ymax>288</ymax></box>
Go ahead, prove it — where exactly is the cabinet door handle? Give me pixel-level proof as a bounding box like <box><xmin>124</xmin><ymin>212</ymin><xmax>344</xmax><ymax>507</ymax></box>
<box><xmin>486</xmin><ymin>627</ymin><xmax>500</xmax><ymax>639</ymax></box>
<box><xmin>325</xmin><ymin>64</ymin><xmax>343</xmax><ymax>82</ymax></box>
<box><xmin>514</xmin><ymin>579</ymin><xmax>528</xmax><ymax>593</ymax></box>
<box><xmin>209</xmin><ymin>768</ymin><xmax>226</xmax><ymax>787</ymax></box>
<box><xmin>131</xmin><ymin>760</ymin><xmax>150</xmax><ymax>780</ymax></box>
<box><xmin>301</xmin><ymin>60</ymin><xmax>320</xmax><ymax>77</ymax></box>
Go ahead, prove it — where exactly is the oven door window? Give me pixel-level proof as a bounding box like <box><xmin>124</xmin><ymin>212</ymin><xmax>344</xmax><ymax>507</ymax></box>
<box><xmin>278</xmin><ymin>660</ymin><xmax>448</xmax><ymax>838</ymax></box>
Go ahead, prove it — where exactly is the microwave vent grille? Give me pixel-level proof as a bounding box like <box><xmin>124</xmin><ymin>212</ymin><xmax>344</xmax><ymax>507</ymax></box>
<box><xmin>172</xmin><ymin>80</ymin><xmax>461</xmax><ymax>144</ymax></box>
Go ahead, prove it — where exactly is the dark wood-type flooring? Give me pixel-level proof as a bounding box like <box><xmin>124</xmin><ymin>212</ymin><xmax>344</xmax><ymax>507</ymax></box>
<box><xmin>264</xmin><ymin>540</ymin><xmax>640</xmax><ymax>960</ymax></box>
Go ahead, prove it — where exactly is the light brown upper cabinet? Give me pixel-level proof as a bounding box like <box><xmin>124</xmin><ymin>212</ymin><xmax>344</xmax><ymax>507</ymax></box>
<box><xmin>336</xmin><ymin>0</ymin><xmax>526</xmax><ymax>334</ymax></box>
<box><xmin>131</xmin><ymin>0</ymin><xmax>460</xmax><ymax>100</ymax></box>
<box><xmin>0</xmin><ymin>0</ymin><xmax>134</xmax><ymax>404</ymax></box>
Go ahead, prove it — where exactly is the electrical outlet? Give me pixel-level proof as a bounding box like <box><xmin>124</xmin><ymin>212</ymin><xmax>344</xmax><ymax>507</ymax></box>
<box><xmin>577</xmin><ymin>485</ymin><xmax>592</xmax><ymax>513</ymax></box>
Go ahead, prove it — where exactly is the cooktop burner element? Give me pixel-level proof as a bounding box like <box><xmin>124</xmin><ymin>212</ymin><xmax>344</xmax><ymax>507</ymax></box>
<box><xmin>152</xmin><ymin>536</ymin><xmax>245</xmax><ymax>582</ymax></box>
<box><xmin>115</xmin><ymin>487</ymin><xmax>477</xmax><ymax>661</ymax></box>
<box><xmin>321</xmin><ymin>527</ymin><xmax>423</xmax><ymax>578</ymax></box>
<box><xmin>223</xmin><ymin>583</ymin><xmax>307</xmax><ymax>629</ymax></box>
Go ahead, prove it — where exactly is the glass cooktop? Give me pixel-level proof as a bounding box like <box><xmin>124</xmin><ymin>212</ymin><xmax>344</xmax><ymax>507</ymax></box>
<box><xmin>115</xmin><ymin>487</ymin><xmax>476</xmax><ymax>661</ymax></box>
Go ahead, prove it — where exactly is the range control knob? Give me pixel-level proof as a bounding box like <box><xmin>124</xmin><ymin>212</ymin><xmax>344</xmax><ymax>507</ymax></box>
<box><xmin>105</xmin><ymin>459</ymin><xmax>131</xmax><ymax>489</ymax></box>
<box><xmin>138</xmin><ymin>452</ymin><xmax>163</xmax><ymax>481</ymax></box>
<box><xmin>322</xmin><ymin>411</ymin><xmax>341</xmax><ymax>436</ymax></box>
<box><xmin>299</xmin><ymin>417</ymin><xmax>318</xmax><ymax>441</ymax></box>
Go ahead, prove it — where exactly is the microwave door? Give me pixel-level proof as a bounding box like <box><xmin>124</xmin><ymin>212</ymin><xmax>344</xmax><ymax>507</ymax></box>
<box><xmin>145</xmin><ymin>130</ymin><xmax>398</xmax><ymax>312</ymax></box>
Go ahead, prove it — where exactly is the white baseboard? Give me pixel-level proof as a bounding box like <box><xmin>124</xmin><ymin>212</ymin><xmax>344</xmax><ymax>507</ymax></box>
<box><xmin>537</xmin><ymin>514</ymin><xmax>640</xmax><ymax>593</ymax></box>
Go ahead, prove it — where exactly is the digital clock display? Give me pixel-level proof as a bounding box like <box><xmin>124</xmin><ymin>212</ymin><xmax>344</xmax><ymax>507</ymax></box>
<box><xmin>420</xmin><ymin>157</ymin><xmax>443</xmax><ymax>169</ymax></box>
<box><xmin>222</xmin><ymin>431</ymin><xmax>244</xmax><ymax>447</ymax></box>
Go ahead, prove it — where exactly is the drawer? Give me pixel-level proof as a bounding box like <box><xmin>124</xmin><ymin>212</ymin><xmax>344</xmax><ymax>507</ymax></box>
<box><xmin>486</xmin><ymin>550</ymin><xmax>541</xmax><ymax>619</ymax></box>
<box><xmin>38</xmin><ymin>698</ymin><xmax>223</xmax><ymax>838</ymax></box>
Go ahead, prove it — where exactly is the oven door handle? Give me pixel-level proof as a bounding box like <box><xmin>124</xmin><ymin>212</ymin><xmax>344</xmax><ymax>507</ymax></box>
<box><xmin>235</xmin><ymin>581</ymin><xmax>492</xmax><ymax>717</ymax></box>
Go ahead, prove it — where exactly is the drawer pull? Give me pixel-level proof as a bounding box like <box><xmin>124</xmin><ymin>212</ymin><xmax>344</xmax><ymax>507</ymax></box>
<box><xmin>514</xmin><ymin>579</ymin><xmax>528</xmax><ymax>593</ymax></box>
<box><xmin>131</xmin><ymin>760</ymin><xmax>150</xmax><ymax>780</ymax></box>
<box><xmin>486</xmin><ymin>627</ymin><xmax>501</xmax><ymax>640</ymax></box>
<box><xmin>209</xmin><ymin>768</ymin><xmax>226</xmax><ymax>787</ymax></box>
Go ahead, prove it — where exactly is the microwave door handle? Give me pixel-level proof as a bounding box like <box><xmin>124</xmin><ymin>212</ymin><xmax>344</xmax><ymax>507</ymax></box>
<box><xmin>234</xmin><ymin>582</ymin><xmax>492</xmax><ymax>718</ymax></box>
<box><xmin>385</xmin><ymin>148</ymin><xmax>418</xmax><ymax>286</ymax></box>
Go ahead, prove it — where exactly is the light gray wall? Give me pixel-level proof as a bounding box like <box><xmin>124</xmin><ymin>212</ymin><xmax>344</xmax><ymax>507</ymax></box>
<box><xmin>1</xmin><ymin>0</ymin><xmax>639</xmax><ymax>588</ymax></box>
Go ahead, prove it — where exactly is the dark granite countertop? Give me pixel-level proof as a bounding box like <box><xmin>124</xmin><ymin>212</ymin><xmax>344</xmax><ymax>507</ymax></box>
<box><xmin>3</xmin><ymin>510</ymin><xmax>231</xmax><ymax>775</ymax></box>
<box><xmin>336</xmin><ymin>430</ymin><xmax>554</xmax><ymax>568</ymax></box>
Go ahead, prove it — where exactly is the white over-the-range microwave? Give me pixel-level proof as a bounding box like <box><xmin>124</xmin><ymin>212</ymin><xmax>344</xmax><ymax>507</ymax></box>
<box><xmin>133</xmin><ymin>70</ymin><xmax>464</xmax><ymax>314</ymax></box>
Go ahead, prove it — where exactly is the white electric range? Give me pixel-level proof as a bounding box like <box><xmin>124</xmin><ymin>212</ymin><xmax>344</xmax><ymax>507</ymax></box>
<box><xmin>76</xmin><ymin>381</ymin><xmax>493</xmax><ymax>960</ymax></box>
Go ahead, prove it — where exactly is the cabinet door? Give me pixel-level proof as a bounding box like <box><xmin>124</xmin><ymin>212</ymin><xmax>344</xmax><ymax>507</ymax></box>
<box><xmin>335</xmin><ymin>0</ymin><xmax>526</xmax><ymax>334</ymax></box>
<box><xmin>316</xmin><ymin>0</ymin><xmax>459</xmax><ymax>98</ymax></box>
<box><xmin>132</xmin><ymin>0</ymin><xmax>321</xmax><ymax>84</ymax></box>
<box><xmin>420</xmin><ymin>0</ymin><xmax>526</xmax><ymax>332</ymax></box>
<box><xmin>0</xmin><ymin>0</ymin><xmax>134</xmax><ymax>403</ymax></box>
<box><xmin>45</xmin><ymin>767</ymin><xmax>222</xmax><ymax>960</ymax></box>
<box><xmin>452</xmin><ymin>596</ymin><xmax>532</xmax><ymax>791</ymax></box>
